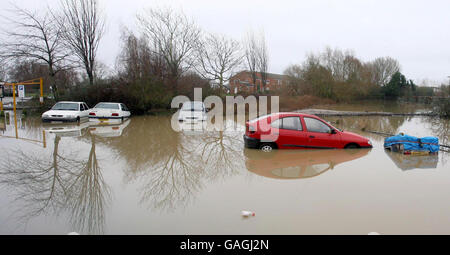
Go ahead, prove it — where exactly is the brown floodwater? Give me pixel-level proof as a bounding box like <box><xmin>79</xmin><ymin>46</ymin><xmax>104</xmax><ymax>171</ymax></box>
<box><xmin>0</xmin><ymin>108</ymin><xmax>449</xmax><ymax>234</ymax></box>
<box><xmin>312</xmin><ymin>100</ymin><xmax>433</xmax><ymax>113</ymax></box>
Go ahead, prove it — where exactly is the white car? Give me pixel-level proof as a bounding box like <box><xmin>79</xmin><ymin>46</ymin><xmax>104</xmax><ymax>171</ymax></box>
<box><xmin>42</xmin><ymin>101</ymin><xmax>90</xmax><ymax>123</ymax></box>
<box><xmin>178</xmin><ymin>101</ymin><xmax>207</xmax><ymax>123</ymax></box>
<box><xmin>89</xmin><ymin>102</ymin><xmax>131</xmax><ymax>123</ymax></box>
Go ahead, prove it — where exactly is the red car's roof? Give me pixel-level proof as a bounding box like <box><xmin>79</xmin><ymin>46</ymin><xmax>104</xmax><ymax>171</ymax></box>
<box><xmin>248</xmin><ymin>112</ymin><xmax>322</xmax><ymax>123</ymax></box>
<box><xmin>268</xmin><ymin>112</ymin><xmax>320</xmax><ymax>119</ymax></box>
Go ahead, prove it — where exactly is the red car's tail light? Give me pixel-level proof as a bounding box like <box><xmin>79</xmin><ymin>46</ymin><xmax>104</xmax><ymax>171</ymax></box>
<box><xmin>89</xmin><ymin>112</ymin><xmax>96</xmax><ymax>116</ymax></box>
<box><xmin>111</xmin><ymin>113</ymin><xmax>119</xmax><ymax>116</ymax></box>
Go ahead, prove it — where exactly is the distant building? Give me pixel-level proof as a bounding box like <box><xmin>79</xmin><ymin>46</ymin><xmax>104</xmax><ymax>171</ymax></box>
<box><xmin>432</xmin><ymin>86</ymin><xmax>440</xmax><ymax>94</ymax></box>
<box><xmin>210</xmin><ymin>81</ymin><xmax>230</xmax><ymax>93</ymax></box>
<box><xmin>229</xmin><ymin>71</ymin><xmax>289</xmax><ymax>94</ymax></box>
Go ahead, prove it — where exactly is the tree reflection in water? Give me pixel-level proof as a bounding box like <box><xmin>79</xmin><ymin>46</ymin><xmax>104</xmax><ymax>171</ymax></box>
<box><xmin>424</xmin><ymin>116</ymin><xmax>450</xmax><ymax>164</ymax></box>
<box><xmin>425</xmin><ymin>117</ymin><xmax>450</xmax><ymax>146</ymax></box>
<box><xmin>199</xmin><ymin>127</ymin><xmax>244</xmax><ymax>180</ymax></box>
<box><xmin>110</xmin><ymin>116</ymin><xmax>244</xmax><ymax>211</ymax></box>
<box><xmin>65</xmin><ymin>133</ymin><xmax>111</xmax><ymax>234</ymax></box>
<box><xmin>138</xmin><ymin>131</ymin><xmax>205</xmax><ymax>211</ymax></box>
<box><xmin>0</xmin><ymin>130</ymin><xmax>110</xmax><ymax>234</ymax></box>
<box><xmin>327</xmin><ymin>116</ymin><xmax>407</xmax><ymax>141</ymax></box>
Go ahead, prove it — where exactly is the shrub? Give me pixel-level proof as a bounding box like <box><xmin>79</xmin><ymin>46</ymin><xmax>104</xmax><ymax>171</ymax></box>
<box><xmin>434</xmin><ymin>98</ymin><xmax>450</xmax><ymax>118</ymax></box>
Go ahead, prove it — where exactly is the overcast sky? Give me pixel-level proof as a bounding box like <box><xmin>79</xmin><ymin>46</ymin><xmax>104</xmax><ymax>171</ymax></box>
<box><xmin>2</xmin><ymin>0</ymin><xmax>450</xmax><ymax>85</ymax></box>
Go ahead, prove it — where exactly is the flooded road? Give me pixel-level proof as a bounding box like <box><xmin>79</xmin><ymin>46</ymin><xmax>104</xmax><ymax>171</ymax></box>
<box><xmin>0</xmin><ymin>111</ymin><xmax>449</xmax><ymax>234</ymax></box>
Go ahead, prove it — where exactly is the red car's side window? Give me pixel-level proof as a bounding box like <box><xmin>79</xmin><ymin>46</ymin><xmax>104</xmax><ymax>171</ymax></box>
<box><xmin>270</xmin><ymin>118</ymin><xmax>281</xmax><ymax>128</ymax></box>
<box><xmin>304</xmin><ymin>117</ymin><xmax>331</xmax><ymax>133</ymax></box>
<box><xmin>271</xmin><ymin>117</ymin><xmax>303</xmax><ymax>131</ymax></box>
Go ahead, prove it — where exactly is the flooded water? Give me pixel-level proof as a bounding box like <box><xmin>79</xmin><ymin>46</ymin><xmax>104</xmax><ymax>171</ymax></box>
<box><xmin>312</xmin><ymin>100</ymin><xmax>433</xmax><ymax>113</ymax></box>
<box><xmin>0</xmin><ymin>109</ymin><xmax>449</xmax><ymax>234</ymax></box>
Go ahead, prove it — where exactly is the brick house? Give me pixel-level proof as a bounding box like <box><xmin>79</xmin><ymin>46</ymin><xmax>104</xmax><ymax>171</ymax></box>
<box><xmin>229</xmin><ymin>71</ymin><xmax>289</xmax><ymax>94</ymax></box>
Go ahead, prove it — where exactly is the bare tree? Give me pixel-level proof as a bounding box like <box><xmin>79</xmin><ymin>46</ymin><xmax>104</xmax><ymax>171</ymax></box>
<box><xmin>116</xmin><ymin>29</ymin><xmax>167</xmax><ymax>82</ymax></box>
<box><xmin>0</xmin><ymin>5</ymin><xmax>75</xmax><ymax>100</ymax></box>
<box><xmin>283</xmin><ymin>64</ymin><xmax>305</xmax><ymax>95</ymax></box>
<box><xmin>195</xmin><ymin>33</ymin><xmax>242</xmax><ymax>90</ymax></box>
<box><xmin>137</xmin><ymin>7</ymin><xmax>201</xmax><ymax>92</ymax></box>
<box><xmin>58</xmin><ymin>0</ymin><xmax>105</xmax><ymax>86</ymax></box>
<box><xmin>244</xmin><ymin>31</ymin><xmax>259</xmax><ymax>91</ymax></box>
<box><xmin>319</xmin><ymin>47</ymin><xmax>363</xmax><ymax>82</ymax></box>
<box><xmin>367</xmin><ymin>57</ymin><xmax>400</xmax><ymax>87</ymax></box>
<box><xmin>244</xmin><ymin>31</ymin><xmax>269</xmax><ymax>92</ymax></box>
<box><xmin>256</xmin><ymin>33</ymin><xmax>269</xmax><ymax>92</ymax></box>
<box><xmin>117</xmin><ymin>30</ymin><xmax>146</xmax><ymax>82</ymax></box>
<box><xmin>0</xmin><ymin>64</ymin><xmax>6</xmax><ymax>81</ymax></box>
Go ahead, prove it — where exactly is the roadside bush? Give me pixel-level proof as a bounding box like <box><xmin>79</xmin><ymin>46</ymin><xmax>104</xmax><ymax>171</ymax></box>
<box><xmin>60</xmin><ymin>78</ymin><xmax>174</xmax><ymax>114</ymax></box>
<box><xmin>434</xmin><ymin>98</ymin><xmax>450</xmax><ymax>118</ymax></box>
<box><xmin>433</xmin><ymin>85</ymin><xmax>450</xmax><ymax>118</ymax></box>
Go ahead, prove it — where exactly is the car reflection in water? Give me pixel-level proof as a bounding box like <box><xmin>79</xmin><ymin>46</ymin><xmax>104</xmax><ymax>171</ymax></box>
<box><xmin>177</xmin><ymin>119</ymin><xmax>209</xmax><ymax>134</ymax></box>
<box><xmin>89</xmin><ymin>119</ymin><xmax>131</xmax><ymax>138</ymax></box>
<box><xmin>385</xmin><ymin>150</ymin><xmax>438</xmax><ymax>171</ymax></box>
<box><xmin>244</xmin><ymin>148</ymin><xmax>371</xmax><ymax>179</ymax></box>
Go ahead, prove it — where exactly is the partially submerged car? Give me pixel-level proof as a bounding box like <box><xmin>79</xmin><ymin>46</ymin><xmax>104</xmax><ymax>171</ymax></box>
<box><xmin>89</xmin><ymin>102</ymin><xmax>131</xmax><ymax>123</ymax></box>
<box><xmin>42</xmin><ymin>101</ymin><xmax>90</xmax><ymax>123</ymax></box>
<box><xmin>244</xmin><ymin>112</ymin><xmax>372</xmax><ymax>151</ymax></box>
<box><xmin>178</xmin><ymin>101</ymin><xmax>207</xmax><ymax>122</ymax></box>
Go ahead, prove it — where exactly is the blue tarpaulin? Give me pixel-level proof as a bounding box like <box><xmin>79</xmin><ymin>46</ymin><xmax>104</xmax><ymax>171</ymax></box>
<box><xmin>384</xmin><ymin>134</ymin><xmax>440</xmax><ymax>153</ymax></box>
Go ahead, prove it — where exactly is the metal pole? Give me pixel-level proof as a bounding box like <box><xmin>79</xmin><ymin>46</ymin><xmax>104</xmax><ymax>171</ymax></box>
<box><xmin>42</xmin><ymin>130</ymin><xmax>46</xmax><ymax>148</ymax></box>
<box><xmin>40</xmin><ymin>78</ymin><xmax>44</xmax><ymax>104</ymax></box>
<box><xmin>13</xmin><ymin>83</ymin><xmax>18</xmax><ymax>139</ymax></box>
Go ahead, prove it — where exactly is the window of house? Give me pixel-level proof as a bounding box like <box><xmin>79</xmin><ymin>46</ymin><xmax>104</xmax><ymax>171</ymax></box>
<box><xmin>277</xmin><ymin>79</ymin><xmax>281</xmax><ymax>85</ymax></box>
<box><xmin>304</xmin><ymin>117</ymin><xmax>331</xmax><ymax>133</ymax></box>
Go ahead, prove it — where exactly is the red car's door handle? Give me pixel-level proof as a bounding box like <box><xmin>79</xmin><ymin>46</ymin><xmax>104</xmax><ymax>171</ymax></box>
<box><xmin>309</xmin><ymin>135</ymin><xmax>315</xmax><ymax>138</ymax></box>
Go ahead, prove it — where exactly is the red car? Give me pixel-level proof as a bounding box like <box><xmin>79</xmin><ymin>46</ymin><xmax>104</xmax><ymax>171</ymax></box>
<box><xmin>244</xmin><ymin>112</ymin><xmax>372</xmax><ymax>152</ymax></box>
